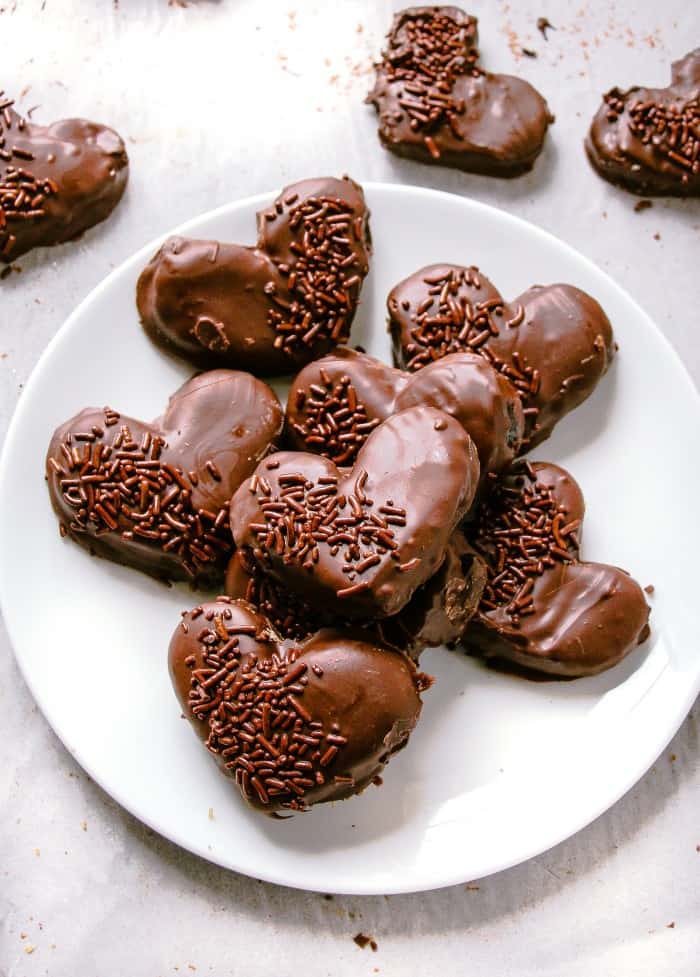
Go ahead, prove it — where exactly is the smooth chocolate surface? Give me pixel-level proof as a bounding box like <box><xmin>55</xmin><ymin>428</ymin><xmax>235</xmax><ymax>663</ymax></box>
<box><xmin>286</xmin><ymin>346</ymin><xmax>523</xmax><ymax>485</ymax></box>
<box><xmin>46</xmin><ymin>370</ymin><xmax>283</xmax><ymax>586</ymax></box>
<box><xmin>231</xmin><ymin>405</ymin><xmax>480</xmax><ymax>620</ymax></box>
<box><xmin>586</xmin><ymin>49</ymin><xmax>700</xmax><ymax>197</ymax></box>
<box><xmin>225</xmin><ymin>529</ymin><xmax>487</xmax><ymax>660</ymax></box>
<box><xmin>0</xmin><ymin>92</ymin><xmax>128</xmax><ymax>262</ymax></box>
<box><xmin>169</xmin><ymin>598</ymin><xmax>426</xmax><ymax>813</ymax></box>
<box><xmin>136</xmin><ymin>176</ymin><xmax>371</xmax><ymax>375</ymax></box>
<box><xmin>366</xmin><ymin>7</ymin><xmax>552</xmax><ymax>176</ymax></box>
<box><xmin>463</xmin><ymin>461</ymin><xmax>650</xmax><ymax>677</ymax></box>
<box><xmin>389</xmin><ymin>264</ymin><xmax>615</xmax><ymax>449</ymax></box>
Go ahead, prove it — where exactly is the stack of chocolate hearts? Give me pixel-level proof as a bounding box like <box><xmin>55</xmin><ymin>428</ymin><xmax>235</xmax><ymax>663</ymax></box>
<box><xmin>45</xmin><ymin>176</ymin><xmax>650</xmax><ymax>817</ymax></box>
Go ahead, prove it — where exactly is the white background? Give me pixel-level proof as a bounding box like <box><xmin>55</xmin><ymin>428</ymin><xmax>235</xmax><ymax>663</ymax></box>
<box><xmin>0</xmin><ymin>1</ymin><xmax>698</xmax><ymax>975</ymax></box>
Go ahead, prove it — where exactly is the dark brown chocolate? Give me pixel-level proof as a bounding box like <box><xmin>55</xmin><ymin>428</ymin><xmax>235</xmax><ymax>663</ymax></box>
<box><xmin>169</xmin><ymin>598</ymin><xmax>426</xmax><ymax>813</ymax></box>
<box><xmin>286</xmin><ymin>346</ymin><xmax>523</xmax><ymax>485</ymax></box>
<box><xmin>366</xmin><ymin>7</ymin><xmax>552</xmax><ymax>176</ymax></box>
<box><xmin>388</xmin><ymin>264</ymin><xmax>615</xmax><ymax>449</ymax></box>
<box><xmin>225</xmin><ymin>529</ymin><xmax>487</xmax><ymax>660</ymax></box>
<box><xmin>462</xmin><ymin>461</ymin><xmax>650</xmax><ymax>677</ymax></box>
<box><xmin>0</xmin><ymin>92</ymin><xmax>128</xmax><ymax>262</ymax></box>
<box><xmin>586</xmin><ymin>49</ymin><xmax>700</xmax><ymax>197</ymax></box>
<box><xmin>46</xmin><ymin>370</ymin><xmax>283</xmax><ymax>586</ymax></box>
<box><xmin>231</xmin><ymin>405</ymin><xmax>480</xmax><ymax>620</ymax></box>
<box><xmin>136</xmin><ymin>177</ymin><xmax>371</xmax><ymax>376</ymax></box>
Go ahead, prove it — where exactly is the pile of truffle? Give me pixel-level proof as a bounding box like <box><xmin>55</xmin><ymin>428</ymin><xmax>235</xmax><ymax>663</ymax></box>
<box><xmin>46</xmin><ymin>175</ymin><xmax>650</xmax><ymax>816</ymax></box>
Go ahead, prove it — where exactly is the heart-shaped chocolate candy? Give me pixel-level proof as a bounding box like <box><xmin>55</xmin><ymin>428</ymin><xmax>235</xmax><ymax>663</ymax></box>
<box><xmin>462</xmin><ymin>461</ymin><xmax>650</xmax><ymax>676</ymax></box>
<box><xmin>169</xmin><ymin>598</ymin><xmax>427</xmax><ymax>813</ymax></box>
<box><xmin>366</xmin><ymin>7</ymin><xmax>552</xmax><ymax>176</ymax></box>
<box><xmin>388</xmin><ymin>264</ymin><xmax>615</xmax><ymax>449</ymax></box>
<box><xmin>136</xmin><ymin>176</ymin><xmax>371</xmax><ymax>376</ymax></box>
<box><xmin>0</xmin><ymin>93</ymin><xmax>128</xmax><ymax>262</ymax></box>
<box><xmin>225</xmin><ymin>528</ymin><xmax>487</xmax><ymax>660</ymax></box>
<box><xmin>586</xmin><ymin>49</ymin><xmax>700</xmax><ymax>197</ymax></box>
<box><xmin>286</xmin><ymin>346</ymin><xmax>523</xmax><ymax>484</ymax></box>
<box><xmin>231</xmin><ymin>405</ymin><xmax>480</xmax><ymax>620</ymax></box>
<box><xmin>46</xmin><ymin>370</ymin><xmax>283</xmax><ymax>585</ymax></box>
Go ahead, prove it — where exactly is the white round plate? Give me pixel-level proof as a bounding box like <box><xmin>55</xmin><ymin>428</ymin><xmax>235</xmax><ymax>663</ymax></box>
<box><xmin>1</xmin><ymin>184</ymin><xmax>698</xmax><ymax>895</ymax></box>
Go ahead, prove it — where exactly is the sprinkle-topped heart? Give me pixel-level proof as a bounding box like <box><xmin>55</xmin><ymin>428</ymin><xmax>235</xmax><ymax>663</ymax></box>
<box><xmin>169</xmin><ymin>598</ymin><xmax>427</xmax><ymax>813</ymax></box>
<box><xmin>136</xmin><ymin>176</ymin><xmax>371</xmax><ymax>376</ymax></box>
<box><xmin>46</xmin><ymin>370</ymin><xmax>283</xmax><ymax>585</ymax></box>
<box><xmin>586</xmin><ymin>49</ymin><xmax>700</xmax><ymax>197</ymax></box>
<box><xmin>224</xmin><ymin>528</ymin><xmax>487</xmax><ymax>659</ymax></box>
<box><xmin>0</xmin><ymin>91</ymin><xmax>128</xmax><ymax>262</ymax></box>
<box><xmin>366</xmin><ymin>7</ymin><xmax>552</xmax><ymax>176</ymax></box>
<box><xmin>286</xmin><ymin>346</ymin><xmax>523</xmax><ymax>485</ymax></box>
<box><xmin>231</xmin><ymin>405</ymin><xmax>480</xmax><ymax>620</ymax></box>
<box><xmin>388</xmin><ymin>264</ymin><xmax>615</xmax><ymax>449</ymax></box>
<box><xmin>462</xmin><ymin>461</ymin><xmax>650</xmax><ymax>676</ymax></box>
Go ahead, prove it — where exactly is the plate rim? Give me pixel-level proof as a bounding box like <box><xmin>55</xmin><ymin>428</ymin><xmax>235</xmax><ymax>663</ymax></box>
<box><xmin>1</xmin><ymin>181</ymin><xmax>698</xmax><ymax>895</ymax></box>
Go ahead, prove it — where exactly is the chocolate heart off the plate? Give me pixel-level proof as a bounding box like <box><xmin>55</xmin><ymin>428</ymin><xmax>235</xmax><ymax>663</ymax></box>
<box><xmin>224</xmin><ymin>528</ymin><xmax>487</xmax><ymax>659</ymax></box>
<box><xmin>169</xmin><ymin>598</ymin><xmax>427</xmax><ymax>813</ymax></box>
<box><xmin>136</xmin><ymin>176</ymin><xmax>371</xmax><ymax>376</ymax></box>
<box><xmin>366</xmin><ymin>7</ymin><xmax>552</xmax><ymax>176</ymax></box>
<box><xmin>231</xmin><ymin>405</ymin><xmax>480</xmax><ymax>620</ymax></box>
<box><xmin>388</xmin><ymin>264</ymin><xmax>615</xmax><ymax>449</ymax></box>
<box><xmin>46</xmin><ymin>370</ymin><xmax>283</xmax><ymax>586</ymax></box>
<box><xmin>286</xmin><ymin>346</ymin><xmax>524</xmax><ymax>484</ymax></box>
<box><xmin>463</xmin><ymin>461</ymin><xmax>650</xmax><ymax>677</ymax></box>
<box><xmin>0</xmin><ymin>92</ymin><xmax>128</xmax><ymax>262</ymax></box>
<box><xmin>586</xmin><ymin>48</ymin><xmax>700</xmax><ymax>197</ymax></box>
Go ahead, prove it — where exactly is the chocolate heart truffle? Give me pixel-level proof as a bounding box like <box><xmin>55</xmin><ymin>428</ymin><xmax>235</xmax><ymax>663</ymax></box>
<box><xmin>136</xmin><ymin>177</ymin><xmax>371</xmax><ymax>376</ymax></box>
<box><xmin>462</xmin><ymin>461</ymin><xmax>650</xmax><ymax>677</ymax></box>
<box><xmin>586</xmin><ymin>49</ymin><xmax>700</xmax><ymax>197</ymax></box>
<box><xmin>225</xmin><ymin>529</ymin><xmax>487</xmax><ymax>660</ymax></box>
<box><xmin>231</xmin><ymin>405</ymin><xmax>480</xmax><ymax>620</ymax></box>
<box><xmin>388</xmin><ymin>264</ymin><xmax>615</xmax><ymax>449</ymax></box>
<box><xmin>0</xmin><ymin>91</ymin><xmax>128</xmax><ymax>262</ymax></box>
<box><xmin>46</xmin><ymin>370</ymin><xmax>283</xmax><ymax>585</ymax></box>
<box><xmin>286</xmin><ymin>346</ymin><xmax>524</xmax><ymax>484</ymax></box>
<box><xmin>366</xmin><ymin>7</ymin><xmax>552</xmax><ymax>176</ymax></box>
<box><xmin>169</xmin><ymin>598</ymin><xmax>427</xmax><ymax>813</ymax></box>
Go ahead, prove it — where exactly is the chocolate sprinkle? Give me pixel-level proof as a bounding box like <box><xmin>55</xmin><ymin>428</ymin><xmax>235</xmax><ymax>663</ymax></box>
<box><xmin>248</xmin><ymin>468</ymin><xmax>406</xmax><ymax>588</ymax></box>
<box><xmin>266</xmin><ymin>194</ymin><xmax>366</xmax><ymax>356</ymax></box>
<box><xmin>0</xmin><ymin>92</ymin><xmax>56</xmax><ymax>257</ymax></box>
<box><xmin>47</xmin><ymin>409</ymin><xmax>231</xmax><ymax>578</ymax></box>
<box><xmin>291</xmin><ymin>371</ymin><xmax>380</xmax><ymax>464</ymax></box>
<box><xmin>470</xmin><ymin>463</ymin><xmax>579</xmax><ymax>626</ymax></box>
<box><xmin>369</xmin><ymin>8</ymin><xmax>480</xmax><ymax>156</ymax></box>
<box><xmin>186</xmin><ymin>608</ymin><xmax>348</xmax><ymax>811</ymax></box>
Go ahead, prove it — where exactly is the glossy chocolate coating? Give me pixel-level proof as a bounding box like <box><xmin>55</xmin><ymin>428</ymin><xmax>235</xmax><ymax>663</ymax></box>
<box><xmin>586</xmin><ymin>49</ymin><xmax>700</xmax><ymax>197</ymax></box>
<box><xmin>286</xmin><ymin>346</ymin><xmax>523</xmax><ymax>485</ymax></box>
<box><xmin>46</xmin><ymin>370</ymin><xmax>283</xmax><ymax>585</ymax></box>
<box><xmin>366</xmin><ymin>7</ymin><xmax>552</xmax><ymax>176</ymax></box>
<box><xmin>0</xmin><ymin>98</ymin><xmax>128</xmax><ymax>262</ymax></box>
<box><xmin>169</xmin><ymin>599</ymin><xmax>424</xmax><ymax>813</ymax></box>
<box><xmin>231</xmin><ymin>405</ymin><xmax>480</xmax><ymax>620</ymax></box>
<box><xmin>388</xmin><ymin>264</ymin><xmax>615</xmax><ymax>449</ymax></box>
<box><xmin>136</xmin><ymin>177</ymin><xmax>371</xmax><ymax>376</ymax></box>
<box><xmin>463</xmin><ymin>462</ymin><xmax>650</xmax><ymax>677</ymax></box>
<box><xmin>225</xmin><ymin>528</ymin><xmax>487</xmax><ymax>660</ymax></box>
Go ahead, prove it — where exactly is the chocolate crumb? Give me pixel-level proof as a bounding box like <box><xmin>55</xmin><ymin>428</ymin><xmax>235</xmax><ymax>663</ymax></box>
<box><xmin>666</xmin><ymin>921</ymin><xmax>675</xmax><ymax>929</ymax></box>
<box><xmin>521</xmin><ymin>47</ymin><xmax>538</xmax><ymax>58</ymax></box>
<box><xmin>634</xmin><ymin>199</ymin><xmax>653</xmax><ymax>212</ymax></box>
<box><xmin>644</xmin><ymin>584</ymin><xmax>655</xmax><ymax>595</ymax></box>
<box><xmin>669</xmin><ymin>754</ymin><xmax>677</xmax><ymax>763</ymax></box>
<box><xmin>653</xmin><ymin>232</ymin><xmax>661</xmax><ymax>240</ymax></box>
<box><xmin>537</xmin><ymin>17</ymin><xmax>555</xmax><ymax>39</ymax></box>
<box><xmin>354</xmin><ymin>933</ymin><xmax>378</xmax><ymax>950</ymax></box>
<box><xmin>323</xmin><ymin>894</ymin><xmax>333</xmax><ymax>901</ymax></box>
